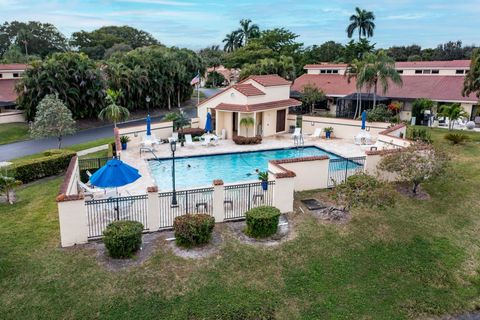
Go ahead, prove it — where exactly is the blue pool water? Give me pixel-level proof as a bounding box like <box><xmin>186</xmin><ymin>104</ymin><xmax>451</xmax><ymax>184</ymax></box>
<box><xmin>148</xmin><ymin>147</ymin><xmax>358</xmax><ymax>190</ymax></box>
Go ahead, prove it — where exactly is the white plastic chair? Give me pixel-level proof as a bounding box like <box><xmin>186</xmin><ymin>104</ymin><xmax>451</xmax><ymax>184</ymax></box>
<box><xmin>168</xmin><ymin>132</ymin><xmax>179</xmax><ymax>143</ymax></box>
<box><xmin>185</xmin><ymin>134</ymin><xmax>195</xmax><ymax>147</ymax></box>
<box><xmin>292</xmin><ymin>127</ymin><xmax>302</xmax><ymax>138</ymax></box>
<box><xmin>310</xmin><ymin>128</ymin><xmax>322</xmax><ymax>139</ymax></box>
<box><xmin>78</xmin><ymin>181</ymin><xmax>116</xmax><ymax>199</ymax></box>
<box><xmin>202</xmin><ymin>135</ymin><xmax>212</xmax><ymax>146</ymax></box>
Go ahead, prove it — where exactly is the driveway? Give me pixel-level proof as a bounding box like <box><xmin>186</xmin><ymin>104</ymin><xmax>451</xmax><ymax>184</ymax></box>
<box><xmin>0</xmin><ymin>88</ymin><xmax>221</xmax><ymax>161</ymax></box>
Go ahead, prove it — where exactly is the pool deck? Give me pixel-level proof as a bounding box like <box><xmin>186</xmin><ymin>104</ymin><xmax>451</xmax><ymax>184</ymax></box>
<box><xmin>119</xmin><ymin>134</ymin><xmax>366</xmax><ymax>194</ymax></box>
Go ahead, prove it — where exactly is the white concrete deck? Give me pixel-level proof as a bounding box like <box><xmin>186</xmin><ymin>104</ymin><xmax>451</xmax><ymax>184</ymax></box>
<box><xmin>119</xmin><ymin>134</ymin><xmax>366</xmax><ymax>195</ymax></box>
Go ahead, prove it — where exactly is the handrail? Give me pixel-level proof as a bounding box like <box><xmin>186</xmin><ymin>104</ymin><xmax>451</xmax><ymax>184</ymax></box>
<box><xmin>139</xmin><ymin>147</ymin><xmax>160</xmax><ymax>160</ymax></box>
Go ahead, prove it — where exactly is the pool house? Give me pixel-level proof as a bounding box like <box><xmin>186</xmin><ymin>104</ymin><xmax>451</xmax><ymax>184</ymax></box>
<box><xmin>197</xmin><ymin>74</ymin><xmax>302</xmax><ymax>138</ymax></box>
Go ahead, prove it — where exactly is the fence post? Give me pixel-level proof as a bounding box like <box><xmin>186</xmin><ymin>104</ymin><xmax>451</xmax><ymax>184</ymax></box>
<box><xmin>212</xmin><ymin>180</ymin><xmax>225</xmax><ymax>222</ymax></box>
<box><xmin>57</xmin><ymin>197</ymin><xmax>88</xmax><ymax>247</ymax></box>
<box><xmin>146</xmin><ymin>186</ymin><xmax>160</xmax><ymax>231</ymax></box>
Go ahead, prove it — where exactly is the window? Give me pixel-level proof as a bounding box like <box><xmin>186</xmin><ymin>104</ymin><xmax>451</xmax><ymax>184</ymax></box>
<box><xmin>432</xmin><ymin>69</ymin><xmax>439</xmax><ymax>74</ymax></box>
<box><xmin>320</xmin><ymin>70</ymin><xmax>326</xmax><ymax>74</ymax></box>
<box><xmin>326</xmin><ymin>70</ymin><xmax>332</xmax><ymax>74</ymax></box>
<box><xmin>423</xmin><ymin>69</ymin><xmax>431</xmax><ymax>74</ymax></box>
<box><xmin>456</xmin><ymin>69</ymin><xmax>464</xmax><ymax>74</ymax></box>
<box><xmin>13</xmin><ymin>73</ymin><xmax>19</xmax><ymax>77</ymax></box>
<box><xmin>0</xmin><ymin>73</ymin><xmax>2</xmax><ymax>79</ymax></box>
<box><xmin>397</xmin><ymin>70</ymin><xmax>403</xmax><ymax>74</ymax></box>
<box><xmin>332</xmin><ymin>70</ymin><xmax>339</xmax><ymax>74</ymax></box>
<box><xmin>415</xmin><ymin>69</ymin><xmax>422</xmax><ymax>74</ymax></box>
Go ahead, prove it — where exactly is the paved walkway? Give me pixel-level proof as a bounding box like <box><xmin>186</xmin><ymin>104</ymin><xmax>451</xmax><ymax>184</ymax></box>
<box><xmin>0</xmin><ymin>88</ymin><xmax>221</xmax><ymax>161</ymax></box>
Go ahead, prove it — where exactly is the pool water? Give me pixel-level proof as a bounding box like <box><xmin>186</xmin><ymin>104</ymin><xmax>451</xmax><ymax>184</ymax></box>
<box><xmin>148</xmin><ymin>147</ymin><xmax>358</xmax><ymax>190</ymax></box>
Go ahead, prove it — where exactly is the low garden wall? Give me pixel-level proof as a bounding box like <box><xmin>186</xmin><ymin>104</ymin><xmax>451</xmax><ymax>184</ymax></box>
<box><xmin>376</xmin><ymin>124</ymin><xmax>411</xmax><ymax>149</ymax></box>
<box><xmin>0</xmin><ymin>110</ymin><xmax>25</xmax><ymax>124</ymax></box>
<box><xmin>301</xmin><ymin>115</ymin><xmax>391</xmax><ymax>140</ymax></box>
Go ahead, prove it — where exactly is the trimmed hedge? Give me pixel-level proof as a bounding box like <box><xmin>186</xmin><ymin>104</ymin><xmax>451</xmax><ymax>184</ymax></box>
<box><xmin>173</xmin><ymin>214</ymin><xmax>215</xmax><ymax>247</ymax></box>
<box><xmin>245</xmin><ymin>206</ymin><xmax>281</xmax><ymax>238</ymax></box>
<box><xmin>233</xmin><ymin>135</ymin><xmax>262</xmax><ymax>145</ymax></box>
<box><xmin>10</xmin><ymin>149</ymin><xmax>76</xmax><ymax>183</ymax></box>
<box><xmin>103</xmin><ymin>220</ymin><xmax>144</xmax><ymax>258</ymax></box>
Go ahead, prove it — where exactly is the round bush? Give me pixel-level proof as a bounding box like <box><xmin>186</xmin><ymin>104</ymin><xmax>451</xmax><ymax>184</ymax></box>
<box><xmin>173</xmin><ymin>214</ymin><xmax>215</xmax><ymax>248</ymax></box>
<box><xmin>103</xmin><ymin>220</ymin><xmax>144</xmax><ymax>258</ymax></box>
<box><xmin>245</xmin><ymin>206</ymin><xmax>281</xmax><ymax>238</ymax></box>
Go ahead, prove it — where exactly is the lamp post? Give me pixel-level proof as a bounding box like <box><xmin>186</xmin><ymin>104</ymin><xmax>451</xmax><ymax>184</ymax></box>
<box><xmin>170</xmin><ymin>140</ymin><xmax>178</xmax><ymax>206</ymax></box>
<box><xmin>146</xmin><ymin>95</ymin><xmax>151</xmax><ymax>114</ymax></box>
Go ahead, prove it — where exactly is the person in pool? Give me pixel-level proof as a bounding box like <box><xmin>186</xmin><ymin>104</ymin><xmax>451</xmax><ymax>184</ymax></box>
<box><xmin>246</xmin><ymin>168</ymin><xmax>260</xmax><ymax>176</ymax></box>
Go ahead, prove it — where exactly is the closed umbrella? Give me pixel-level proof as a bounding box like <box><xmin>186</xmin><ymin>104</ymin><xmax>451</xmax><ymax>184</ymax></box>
<box><xmin>361</xmin><ymin>110</ymin><xmax>367</xmax><ymax>130</ymax></box>
<box><xmin>205</xmin><ymin>112</ymin><xmax>213</xmax><ymax>133</ymax></box>
<box><xmin>146</xmin><ymin>114</ymin><xmax>151</xmax><ymax>136</ymax></box>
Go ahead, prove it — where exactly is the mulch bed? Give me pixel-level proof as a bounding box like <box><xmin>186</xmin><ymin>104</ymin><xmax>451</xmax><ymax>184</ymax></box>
<box><xmin>163</xmin><ymin>229</ymin><xmax>224</xmax><ymax>260</ymax></box>
<box><xmin>227</xmin><ymin>214</ymin><xmax>293</xmax><ymax>246</ymax></box>
<box><xmin>396</xmin><ymin>183</ymin><xmax>431</xmax><ymax>200</ymax></box>
<box><xmin>81</xmin><ymin>232</ymin><xmax>164</xmax><ymax>271</ymax></box>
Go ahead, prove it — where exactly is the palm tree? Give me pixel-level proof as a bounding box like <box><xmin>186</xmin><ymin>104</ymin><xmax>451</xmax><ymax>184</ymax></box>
<box><xmin>222</xmin><ymin>31</ymin><xmax>241</xmax><ymax>52</ymax></box>
<box><xmin>357</xmin><ymin>51</ymin><xmax>402</xmax><ymax>107</ymax></box>
<box><xmin>239</xmin><ymin>116</ymin><xmax>255</xmax><ymax>137</ymax></box>
<box><xmin>237</xmin><ymin>19</ymin><xmax>260</xmax><ymax>45</ymax></box>
<box><xmin>438</xmin><ymin>103</ymin><xmax>469</xmax><ymax>130</ymax></box>
<box><xmin>98</xmin><ymin>89</ymin><xmax>130</xmax><ymax>127</ymax></box>
<box><xmin>345</xmin><ymin>58</ymin><xmax>366</xmax><ymax>118</ymax></box>
<box><xmin>346</xmin><ymin>7</ymin><xmax>376</xmax><ymax>40</ymax></box>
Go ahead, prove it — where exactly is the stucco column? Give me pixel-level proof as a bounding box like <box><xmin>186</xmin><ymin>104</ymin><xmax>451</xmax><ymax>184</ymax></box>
<box><xmin>212</xmin><ymin>180</ymin><xmax>225</xmax><ymax>222</ymax></box>
<box><xmin>272</xmin><ymin>176</ymin><xmax>294</xmax><ymax>213</ymax></box>
<box><xmin>57</xmin><ymin>198</ymin><xmax>88</xmax><ymax>247</ymax></box>
<box><xmin>146</xmin><ymin>186</ymin><xmax>160</xmax><ymax>231</ymax></box>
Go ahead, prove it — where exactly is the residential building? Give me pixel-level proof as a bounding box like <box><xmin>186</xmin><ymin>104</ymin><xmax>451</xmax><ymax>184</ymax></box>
<box><xmin>0</xmin><ymin>63</ymin><xmax>27</xmax><ymax>109</ymax></box>
<box><xmin>292</xmin><ymin>60</ymin><xmax>478</xmax><ymax>121</ymax></box>
<box><xmin>197</xmin><ymin>74</ymin><xmax>301</xmax><ymax>139</ymax></box>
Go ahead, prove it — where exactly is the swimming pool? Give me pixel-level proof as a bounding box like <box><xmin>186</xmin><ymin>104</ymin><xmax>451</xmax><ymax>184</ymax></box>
<box><xmin>148</xmin><ymin>146</ymin><xmax>359</xmax><ymax>190</ymax></box>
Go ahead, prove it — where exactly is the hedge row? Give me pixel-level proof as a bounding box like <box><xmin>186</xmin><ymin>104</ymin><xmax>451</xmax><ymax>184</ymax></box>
<box><xmin>10</xmin><ymin>149</ymin><xmax>76</xmax><ymax>183</ymax></box>
<box><xmin>233</xmin><ymin>135</ymin><xmax>262</xmax><ymax>145</ymax></box>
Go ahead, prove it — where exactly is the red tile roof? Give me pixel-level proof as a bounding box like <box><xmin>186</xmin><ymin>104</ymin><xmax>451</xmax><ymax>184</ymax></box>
<box><xmin>215</xmin><ymin>98</ymin><xmax>301</xmax><ymax>112</ymax></box>
<box><xmin>304</xmin><ymin>63</ymin><xmax>348</xmax><ymax>69</ymax></box>
<box><xmin>232</xmin><ymin>83</ymin><xmax>265</xmax><ymax>96</ymax></box>
<box><xmin>292</xmin><ymin>74</ymin><xmax>478</xmax><ymax>102</ymax></box>
<box><xmin>395</xmin><ymin>60</ymin><xmax>470</xmax><ymax>69</ymax></box>
<box><xmin>241</xmin><ymin>74</ymin><xmax>291</xmax><ymax>87</ymax></box>
<box><xmin>0</xmin><ymin>64</ymin><xmax>27</xmax><ymax>71</ymax></box>
<box><xmin>0</xmin><ymin>79</ymin><xmax>19</xmax><ymax>103</ymax></box>
<box><xmin>292</xmin><ymin>74</ymin><xmax>357</xmax><ymax>96</ymax></box>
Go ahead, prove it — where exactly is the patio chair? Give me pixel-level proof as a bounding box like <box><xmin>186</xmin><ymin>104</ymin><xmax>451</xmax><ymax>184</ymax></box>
<box><xmin>310</xmin><ymin>128</ymin><xmax>322</xmax><ymax>139</ymax></box>
<box><xmin>185</xmin><ymin>134</ymin><xmax>195</xmax><ymax>147</ymax></box>
<box><xmin>202</xmin><ymin>135</ymin><xmax>212</xmax><ymax>146</ymax></box>
<box><xmin>360</xmin><ymin>140</ymin><xmax>385</xmax><ymax>151</ymax></box>
<box><xmin>168</xmin><ymin>132</ymin><xmax>179</xmax><ymax>143</ymax></box>
<box><xmin>142</xmin><ymin>134</ymin><xmax>160</xmax><ymax>148</ymax></box>
<box><xmin>78</xmin><ymin>181</ymin><xmax>116</xmax><ymax>199</ymax></box>
<box><xmin>291</xmin><ymin>127</ymin><xmax>302</xmax><ymax>138</ymax></box>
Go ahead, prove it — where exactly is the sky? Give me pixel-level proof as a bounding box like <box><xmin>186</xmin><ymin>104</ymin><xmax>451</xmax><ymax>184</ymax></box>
<box><xmin>0</xmin><ymin>0</ymin><xmax>479</xmax><ymax>50</ymax></box>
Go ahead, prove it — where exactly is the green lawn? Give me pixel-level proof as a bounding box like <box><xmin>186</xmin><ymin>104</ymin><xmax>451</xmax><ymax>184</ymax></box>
<box><xmin>0</xmin><ymin>122</ymin><xmax>29</xmax><ymax>145</ymax></box>
<box><xmin>1</xmin><ymin>128</ymin><xmax>480</xmax><ymax>319</ymax></box>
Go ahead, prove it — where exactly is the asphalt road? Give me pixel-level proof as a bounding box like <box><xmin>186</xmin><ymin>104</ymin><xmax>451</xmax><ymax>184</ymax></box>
<box><xmin>0</xmin><ymin>88</ymin><xmax>220</xmax><ymax>162</ymax></box>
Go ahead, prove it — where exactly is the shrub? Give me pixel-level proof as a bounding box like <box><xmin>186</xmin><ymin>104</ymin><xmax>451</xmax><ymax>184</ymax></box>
<box><xmin>173</xmin><ymin>214</ymin><xmax>215</xmax><ymax>247</ymax></box>
<box><xmin>406</xmin><ymin>127</ymin><xmax>432</xmax><ymax>143</ymax></box>
<box><xmin>10</xmin><ymin>149</ymin><xmax>76</xmax><ymax>183</ymax></box>
<box><xmin>367</xmin><ymin>104</ymin><xmax>393</xmax><ymax>122</ymax></box>
<box><xmin>245</xmin><ymin>206</ymin><xmax>281</xmax><ymax>238</ymax></box>
<box><xmin>331</xmin><ymin>173</ymin><xmax>396</xmax><ymax>209</ymax></box>
<box><xmin>444</xmin><ymin>132</ymin><xmax>470</xmax><ymax>145</ymax></box>
<box><xmin>232</xmin><ymin>135</ymin><xmax>262</xmax><ymax>145</ymax></box>
<box><xmin>103</xmin><ymin>220</ymin><xmax>144</xmax><ymax>258</ymax></box>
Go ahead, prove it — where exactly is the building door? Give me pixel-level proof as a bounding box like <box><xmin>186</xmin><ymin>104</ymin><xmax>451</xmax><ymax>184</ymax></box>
<box><xmin>232</xmin><ymin>112</ymin><xmax>238</xmax><ymax>136</ymax></box>
<box><xmin>276</xmin><ymin>109</ymin><xmax>286</xmax><ymax>132</ymax></box>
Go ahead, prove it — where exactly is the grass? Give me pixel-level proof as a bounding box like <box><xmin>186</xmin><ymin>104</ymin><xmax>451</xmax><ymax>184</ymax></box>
<box><xmin>11</xmin><ymin>137</ymin><xmax>113</xmax><ymax>162</ymax></box>
<box><xmin>0</xmin><ymin>122</ymin><xmax>29</xmax><ymax>145</ymax></box>
<box><xmin>1</xmin><ymin>127</ymin><xmax>480</xmax><ymax>319</ymax></box>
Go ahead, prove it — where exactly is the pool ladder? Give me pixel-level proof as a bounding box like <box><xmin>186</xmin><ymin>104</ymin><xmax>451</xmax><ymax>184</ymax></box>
<box><xmin>140</xmin><ymin>147</ymin><xmax>160</xmax><ymax>160</ymax></box>
<box><xmin>294</xmin><ymin>135</ymin><xmax>304</xmax><ymax>148</ymax></box>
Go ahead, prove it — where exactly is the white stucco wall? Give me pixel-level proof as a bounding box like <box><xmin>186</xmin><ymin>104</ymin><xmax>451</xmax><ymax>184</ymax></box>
<box><xmin>0</xmin><ymin>111</ymin><xmax>25</xmax><ymax>124</ymax></box>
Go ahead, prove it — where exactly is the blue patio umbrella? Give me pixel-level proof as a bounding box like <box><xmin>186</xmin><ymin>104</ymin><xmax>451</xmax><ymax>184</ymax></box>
<box><xmin>90</xmin><ymin>159</ymin><xmax>141</xmax><ymax>189</ymax></box>
<box><xmin>205</xmin><ymin>112</ymin><xmax>213</xmax><ymax>133</ymax></box>
<box><xmin>146</xmin><ymin>114</ymin><xmax>151</xmax><ymax>136</ymax></box>
<box><xmin>361</xmin><ymin>110</ymin><xmax>367</xmax><ymax>130</ymax></box>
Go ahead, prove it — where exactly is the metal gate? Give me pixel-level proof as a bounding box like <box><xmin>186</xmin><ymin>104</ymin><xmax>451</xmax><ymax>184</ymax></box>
<box><xmin>327</xmin><ymin>156</ymin><xmax>366</xmax><ymax>187</ymax></box>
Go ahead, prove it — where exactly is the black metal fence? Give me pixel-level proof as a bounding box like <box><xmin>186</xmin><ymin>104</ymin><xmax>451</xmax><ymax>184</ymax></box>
<box><xmin>158</xmin><ymin>187</ymin><xmax>214</xmax><ymax>229</ymax></box>
<box><xmin>224</xmin><ymin>181</ymin><xmax>275</xmax><ymax>220</ymax></box>
<box><xmin>85</xmin><ymin>194</ymin><xmax>148</xmax><ymax>239</ymax></box>
<box><xmin>78</xmin><ymin>157</ymin><xmax>114</xmax><ymax>183</ymax></box>
<box><xmin>327</xmin><ymin>156</ymin><xmax>366</xmax><ymax>187</ymax></box>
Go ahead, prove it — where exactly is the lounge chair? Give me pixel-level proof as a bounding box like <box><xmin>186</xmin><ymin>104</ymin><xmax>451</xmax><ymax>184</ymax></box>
<box><xmin>291</xmin><ymin>127</ymin><xmax>302</xmax><ymax>138</ymax></box>
<box><xmin>78</xmin><ymin>181</ymin><xmax>116</xmax><ymax>199</ymax></box>
<box><xmin>185</xmin><ymin>134</ymin><xmax>195</xmax><ymax>147</ymax></box>
<box><xmin>360</xmin><ymin>140</ymin><xmax>385</xmax><ymax>151</ymax></box>
<box><xmin>310</xmin><ymin>128</ymin><xmax>322</xmax><ymax>139</ymax></box>
<box><xmin>202</xmin><ymin>135</ymin><xmax>212</xmax><ymax>146</ymax></box>
<box><xmin>142</xmin><ymin>134</ymin><xmax>160</xmax><ymax>148</ymax></box>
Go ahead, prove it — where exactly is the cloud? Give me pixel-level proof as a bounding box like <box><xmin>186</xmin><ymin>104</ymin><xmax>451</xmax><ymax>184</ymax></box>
<box><xmin>114</xmin><ymin>0</ymin><xmax>196</xmax><ymax>6</ymax></box>
<box><xmin>383</xmin><ymin>13</ymin><xmax>427</xmax><ymax>20</ymax></box>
